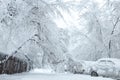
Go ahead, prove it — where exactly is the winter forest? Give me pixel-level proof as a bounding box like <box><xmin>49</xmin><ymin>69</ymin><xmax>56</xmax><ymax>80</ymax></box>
<box><xmin>0</xmin><ymin>0</ymin><xmax>120</xmax><ymax>80</ymax></box>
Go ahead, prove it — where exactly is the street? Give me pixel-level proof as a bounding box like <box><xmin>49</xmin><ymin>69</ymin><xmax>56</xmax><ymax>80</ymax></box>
<box><xmin>0</xmin><ymin>72</ymin><xmax>113</xmax><ymax>80</ymax></box>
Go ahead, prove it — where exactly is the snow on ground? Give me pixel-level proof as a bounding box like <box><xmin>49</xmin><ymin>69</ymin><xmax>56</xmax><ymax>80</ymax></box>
<box><xmin>0</xmin><ymin>69</ymin><xmax>114</xmax><ymax>80</ymax></box>
<box><xmin>30</xmin><ymin>68</ymin><xmax>55</xmax><ymax>74</ymax></box>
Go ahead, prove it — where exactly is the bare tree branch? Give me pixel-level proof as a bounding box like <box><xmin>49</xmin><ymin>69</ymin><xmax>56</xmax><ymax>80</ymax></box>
<box><xmin>108</xmin><ymin>17</ymin><xmax>120</xmax><ymax>57</ymax></box>
<box><xmin>111</xmin><ymin>17</ymin><xmax>120</xmax><ymax>35</ymax></box>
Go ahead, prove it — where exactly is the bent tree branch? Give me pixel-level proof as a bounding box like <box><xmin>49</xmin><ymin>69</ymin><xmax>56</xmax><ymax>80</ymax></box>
<box><xmin>108</xmin><ymin>17</ymin><xmax>120</xmax><ymax>58</ymax></box>
<box><xmin>3</xmin><ymin>34</ymin><xmax>40</xmax><ymax>64</ymax></box>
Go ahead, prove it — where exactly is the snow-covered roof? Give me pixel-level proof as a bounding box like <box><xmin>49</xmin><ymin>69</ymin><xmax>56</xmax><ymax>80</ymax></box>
<box><xmin>98</xmin><ymin>58</ymin><xmax>120</xmax><ymax>62</ymax></box>
<box><xmin>0</xmin><ymin>52</ymin><xmax>28</xmax><ymax>62</ymax></box>
<box><xmin>13</xmin><ymin>53</ymin><xmax>29</xmax><ymax>61</ymax></box>
<box><xmin>98</xmin><ymin>58</ymin><xmax>120</xmax><ymax>67</ymax></box>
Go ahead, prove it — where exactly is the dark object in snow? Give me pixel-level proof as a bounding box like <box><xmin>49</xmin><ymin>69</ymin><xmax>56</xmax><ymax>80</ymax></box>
<box><xmin>91</xmin><ymin>71</ymin><xmax>98</xmax><ymax>77</ymax></box>
<box><xmin>0</xmin><ymin>52</ymin><xmax>33</xmax><ymax>74</ymax></box>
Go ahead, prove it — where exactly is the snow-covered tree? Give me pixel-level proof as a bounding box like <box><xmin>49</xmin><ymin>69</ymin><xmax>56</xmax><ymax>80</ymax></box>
<box><xmin>0</xmin><ymin>0</ymin><xmax>69</xmax><ymax>70</ymax></box>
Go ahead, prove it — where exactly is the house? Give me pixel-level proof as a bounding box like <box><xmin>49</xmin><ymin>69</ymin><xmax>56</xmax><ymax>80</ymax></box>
<box><xmin>0</xmin><ymin>52</ymin><xmax>33</xmax><ymax>74</ymax></box>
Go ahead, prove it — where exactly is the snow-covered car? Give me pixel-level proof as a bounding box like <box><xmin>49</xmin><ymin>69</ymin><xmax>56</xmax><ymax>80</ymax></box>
<box><xmin>83</xmin><ymin>61</ymin><xmax>96</xmax><ymax>74</ymax></box>
<box><xmin>90</xmin><ymin>58</ymin><xmax>120</xmax><ymax>79</ymax></box>
<box><xmin>64</xmin><ymin>58</ymin><xmax>85</xmax><ymax>74</ymax></box>
<box><xmin>70</xmin><ymin>61</ymin><xmax>85</xmax><ymax>74</ymax></box>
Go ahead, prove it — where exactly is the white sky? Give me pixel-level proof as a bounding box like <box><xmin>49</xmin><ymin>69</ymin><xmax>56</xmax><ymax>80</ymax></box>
<box><xmin>64</xmin><ymin>0</ymin><xmax>104</xmax><ymax>3</ymax></box>
<box><xmin>54</xmin><ymin>7</ymin><xmax>79</xmax><ymax>29</ymax></box>
<box><xmin>64</xmin><ymin>0</ymin><xmax>81</xmax><ymax>2</ymax></box>
<box><xmin>55</xmin><ymin>0</ymin><xmax>105</xmax><ymax>29</ymax></box>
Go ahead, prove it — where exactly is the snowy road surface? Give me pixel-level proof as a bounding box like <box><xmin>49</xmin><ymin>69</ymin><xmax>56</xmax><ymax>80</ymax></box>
<box><xmin>0</xmin><ymin>68</ymin><xmax>114</xmax><ymax>80</ymax></box>
<box><xmin>0</xmin><ymin>73</ymin><xmax>114</xmax><ymax>80</ymax></box>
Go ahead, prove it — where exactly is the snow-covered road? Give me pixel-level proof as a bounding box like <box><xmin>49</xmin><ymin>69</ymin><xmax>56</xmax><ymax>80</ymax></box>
<box><xmin>0</xmin><ymin>73</ymin><xmax>114</xmax><ymax>80</ymax></box>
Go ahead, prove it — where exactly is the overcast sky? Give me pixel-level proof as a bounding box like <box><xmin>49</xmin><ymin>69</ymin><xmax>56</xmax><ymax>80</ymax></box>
<box><xmin>56</xmin><ymin>0</ymin><xmax>105</xmax><ymax>29</ymax></box>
